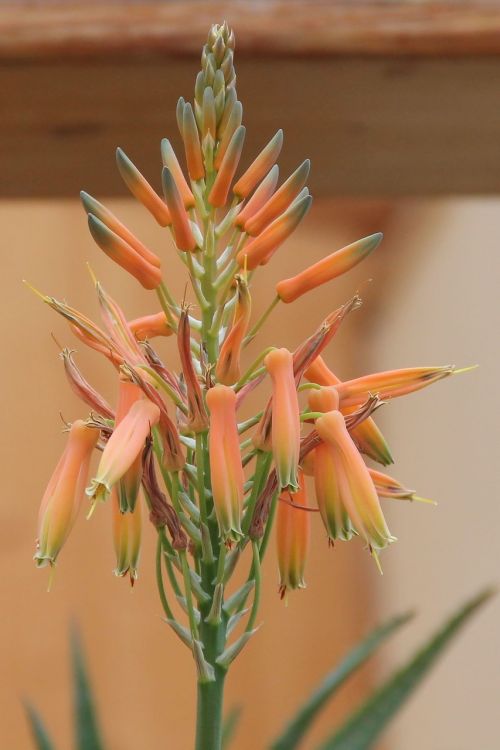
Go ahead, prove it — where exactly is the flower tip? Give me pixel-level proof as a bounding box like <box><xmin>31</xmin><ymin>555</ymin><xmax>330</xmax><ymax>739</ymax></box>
<box><xmin>23</xmin><ymin>279</ymin><xmax>48</xmax><ymax>302</ymax></box>
<box><xmin>454</xmin><ymin>364</ymin><xmax>479</xmax><ymax>376</ymax></box>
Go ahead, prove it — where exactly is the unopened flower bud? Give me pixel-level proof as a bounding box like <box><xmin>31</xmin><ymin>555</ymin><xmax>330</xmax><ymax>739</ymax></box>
<box><xmin>182</xmin><ymin>103</ymin><xmax>205</xmax><ymax>181</ymax></box>
<box><xmin>88</xmin><ymin>214</ymin><xmax>162</xmax><ymax>290</ymax></box>
<box><xmin>160</xmin><ymin>139</ymin><xmax>195</xmax><ymax>209</ymax></box>
<box><xmin>161</xmin><ymin>168</ymin><xmax>197</xmax><ymax>252</ymax></box>
<box><xmin>234</xmin><ymin>165</ymin><xmax>279</xmax><ymax>229</ymax></box>
<box><xmin>244</xmin><ymin>160</ymin><xmax>310</xmax><ymax>236</ymax></box>
<box><xmin>277</xmin><ymin>233</ymin><xmax>382</xmax><ymax>303</ymax></box>
<box><xmin>178</xmin><ymin>308</ymin><xmax>208</xmax><ymax>432</ymax></box>
<box><xmin>209</xmin><ymin>126</ymin><xmax>246</xmax><ymax>207</ymax></box>
<box><xmin>116</xmin><ymin>147</ymin><xmax>171</xmax><ymax>226</ymax></box>
<box><xmin>215</xmin><ymin>276</ymin><xmax>251</xmax><ymax>385</ymax></box>
<box><xmin>237</xmin><ymin>194</ymin><xmax>311</xmax><ymax>270</ymax></box>
<box><xmin>80</xmin><ymin>192</ymin><xmax>161</xmax><ymax>268</ymax></box>
<box><xmin>233</xmin><ymin>130</ymin><xmax>283</xmax><ymax>198</ymax></box>
<box><xmin>128</xmin><ymin>312</ymin><xmax>174</xmax><ymax>340</ymax></box>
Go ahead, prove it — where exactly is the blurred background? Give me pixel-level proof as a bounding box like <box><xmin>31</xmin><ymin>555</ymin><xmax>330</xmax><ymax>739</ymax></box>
<box><xmin>1</xmin><ymin>2</ymin><xmax>500</xmax><ymax>749</ymax></box>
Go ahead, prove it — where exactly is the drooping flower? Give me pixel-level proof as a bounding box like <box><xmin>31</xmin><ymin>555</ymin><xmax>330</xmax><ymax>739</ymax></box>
<box><xmin>276</xmin><ymin>470</ymin><xmax>310</xmax><ymax>597</ymax></box>
<box><xmin>315</xmin><ymin>410</ymin><xmax>396</xmax><ymax>553</ymax></box>
<box><xmin>86</xmin><ymin>398</ymin><xmax>160</xmax><ymax>507</ymax></box>
<box><xmin>115</xmin><ymin>379</ymin><xmax>144</xmax><ymax>513</ymax></box>
<box><xmin>111</xmin><ymin>487</ymin><xmax>142</xmax><ymax>585</ymax></box>
<box><xmin>264</xmin><ymin>348</ymin><xmax>300</xmax><ymax>492</ymax></box>
<box><xmin>206</xmin><ymin>385</ymin><xmax>245</xmax><ymax>542</ymax></box>
<box><xmin>305</xmin><ymin>355</ymin><xmax>393</xmax><ymax>466</ymax></box>
<box><xmin>35</xmin><ymin>420</ymin><xmax>99</xmax><ymax>568</ymax></box>
<box><xmin>60</xmin><ymin>348</ymin><xmax>114</xmax><ymax>420</ymax></box>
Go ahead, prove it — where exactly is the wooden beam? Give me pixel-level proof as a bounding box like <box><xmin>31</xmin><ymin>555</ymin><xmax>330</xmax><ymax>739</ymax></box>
<box><xmin>1</xmin><ymin>3</ymin><xmax>500</xmax><ymax>198</ymax></box>
<box><xmin>1</xmin><ymin>2</ymin><xmax>500</xmax><ymax>59</ymax></box>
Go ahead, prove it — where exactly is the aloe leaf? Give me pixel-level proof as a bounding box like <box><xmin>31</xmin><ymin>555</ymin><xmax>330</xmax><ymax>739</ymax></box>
<box><xmin>270</xmin><ymin>612</ymin><xmax>413</xmax><ymax>750</ymax></box>
<box><xmin>317</xmin><ymin>587</ymin><xmax>494</xmax><ymax>750</ymax></box>
<box><xmin>71</xmin><ymin>626</ymin><xmax>105</xmax><ymax>750</ymax></box>
<box><xmin>24</xmin><ymin>703</ymin><xmax>57</xmax><ymax>750</ymax></box>
<box><xmin>222</xmin><ymin>705</ymin><xmax>243</xmax><ymax>748</ymax></box>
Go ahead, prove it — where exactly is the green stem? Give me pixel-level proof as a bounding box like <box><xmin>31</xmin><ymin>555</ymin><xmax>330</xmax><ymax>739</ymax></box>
<box><xmin>244</xmin><ymin>295</ymin><xmax>280</xmax><ymax>346</ymax></box>
<box><xmin>195</xmin><ymin>660</ymin><xmax>226</xmax><ymax>750</ymax></box>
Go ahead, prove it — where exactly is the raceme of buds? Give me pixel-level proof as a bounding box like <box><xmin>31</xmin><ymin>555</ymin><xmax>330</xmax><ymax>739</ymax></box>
<box><xmin>35</xmin><ymin>420</ymin><xmax>99</xmax><ymax>567</ymax></box>
<box><xmin>206</xmin><ymin>385</ymin><xmax>245</xmax><ymax>542</ymax></box>
<box><xmin>264</xmin><ymin>348</ymin><xmax>300</xmax><ymax>492</ymax></box>
<box><xmin>86</xmin><ymin>399</ymin><xmax>160</xmax><ymax>507</ymax></box>
<box><xmin>276</xmin><ymin>233</ymin><xmax>382</xmax><ymax>303</ymax></box>
<box><xmin>33</xmin><ymin>18</ymin><xmax>469</xmax><ymax>673</ymax></box>
<box><xmin>276</xmin><ymin>470</ymin><xmax>310</xmax><ymax>597</ymax></box>
<box><xmin>112</xmin><ymin>487</ymin><xmax>142</xmax><ymax>585</ymax></box>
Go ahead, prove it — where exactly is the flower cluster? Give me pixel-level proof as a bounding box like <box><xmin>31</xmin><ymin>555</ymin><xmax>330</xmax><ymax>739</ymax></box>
<box><xmin>32</xmin><ymin>23</ymin><xmax>465</xmax><ymax>673</ymax></box>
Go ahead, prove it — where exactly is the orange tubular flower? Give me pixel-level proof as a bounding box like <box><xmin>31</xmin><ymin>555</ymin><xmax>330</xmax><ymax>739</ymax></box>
<box><xmin>276</xmin><ymin>233</ymin><xmax>383</xmax><ymax>303</ymax></box>
<box><xmin>237</xmin><ymin>194</ymin><xmax>312</xmax><ymax>270</ymax></box>
<box><xmin>234</xmin><ymin>165</ymin><xmax>279</xmax><ymax>229</ymax></box>
<box><xmin>244</xmin><ymin>160</ymin><xmax>311</xmax><ymax>236</ymax></box>
<box><xmin>35</xmin><ymin>420</ymin><xmax>99</xmax><ymax>568</ymax></box>
<box><xmin>335</xmin><ymin>365</ymin><xmax>456</xmax><ymax>408</ymax></box>
<box><xmin>111</xmin><ymin>487</ymin><xmax>142</xmax><ymax>585</ymax></box>
<box><xmin>209</xmin><ymin>125</ymin><xmax>246</xmax><ymax>207</ymax></box>
<box><xmin>128</xmin><ymin>312</ymin><xmax>174</xmax><ymax>340</ymax></box>
<box><xmin>206</xmin><ymin>385</ymin><xmax>245</xmax><ymax>542</ymax></box>
<box><xmin>115</xmin><ymin>379</ymin><xmax>144</xmax><ymax>513</ymax></box>
<box><xmin>305</xmin><ymin>355</ymin><xmax>393</xmax><ymax>466</ymax></box>
<box><xmin>80</xmin><ymin>192</ymin><xmax>161</xmax><ymax>268</ymax></box>
<box><xmin>161</xmin><ymin>168</ymin><xmax>197</xmax><ymax>252</ymax></box>
<box><xmin>215</xmin><ymin>275</ymin><xmax>251</xmax><ymax>385</ymax></box>
<box><xmin>314</xmin><ymin>441</ymin><xmax>354</xmax><ymax>544</ymax></box>
<box><xmin>276</xmin><ymin>470</ymin><xmax>310</xmax><ymax>597</ymax></box>
<box><xmin>116</xmin><ymin>147</ymin><xmax>171</xmax><ymax>227</ymax></box>
<box><xmin>86</xmin><ymin>399</ymin><xmax>160</xmax><ymax>506</ymax></box>
<box><xmin>316</xmin><ymin>410</ymin><xmax>395</xmax><ymax>552</ymax></box>
<box><xmin>160</xmin><ymin>139</ymin><xmax>195</xmax><ymax>209</ymax></box>
<box><xmin>233</xmin><ymin>129</ymin><xmax>284</xmax><ymax>199</ymax></box>
<box><xmin>87</xmin><ymin>214</ymin><xmax>162</xmax><ymax>290</ymax></box>
<box><xmin>265</xmin><ymin>348</ymin><xmax>301</xmax><ymax>492</ymax></box>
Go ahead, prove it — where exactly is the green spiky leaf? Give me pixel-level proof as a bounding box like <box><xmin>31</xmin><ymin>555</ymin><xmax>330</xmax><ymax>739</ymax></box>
<box><xmin>71</xmin><ymin>626</ymin><xmax>105</xmax><ymax>750</ymax></box>
<box><xmin>222</xmin><ymin>705</ymin><xmax>243</xmax><ymax>748</ymax></box>
<box><xmin>317</xmin><ymin>588</ymin><xmax>494</xmax><ymax>750</ymax></box>
<box><xmin>270</xmin><ymin>612</ymin><xmax>413</xmax><ymax>750</ymax></box>
<box><xmin>24</xmin><ymin>703</ymin><xmax>57</xmax><ymax>750</ymax></box>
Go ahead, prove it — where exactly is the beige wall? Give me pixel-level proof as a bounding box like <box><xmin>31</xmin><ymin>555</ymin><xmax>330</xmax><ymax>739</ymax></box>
<box><xmin>1</xmin><ymin>196</ymin><xmax>498</xmax><ymax>749</ymax></box>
